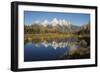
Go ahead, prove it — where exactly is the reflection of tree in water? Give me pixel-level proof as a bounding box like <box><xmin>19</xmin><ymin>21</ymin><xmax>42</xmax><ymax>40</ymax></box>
<box><xmin>60</xmin><ymin>36</ymin><xmax>90</xmax><ymax>59</ymax></box>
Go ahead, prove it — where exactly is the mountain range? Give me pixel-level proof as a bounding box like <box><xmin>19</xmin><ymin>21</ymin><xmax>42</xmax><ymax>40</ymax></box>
<box><xmin>25</xmin><ymin>18</ymin><xmax>89</xmax><ymax>34</ymax></box>
<box><xmin>32</xmin><ymin>18</ymin><xmax>71</xmax><ymax>27</ymax></box>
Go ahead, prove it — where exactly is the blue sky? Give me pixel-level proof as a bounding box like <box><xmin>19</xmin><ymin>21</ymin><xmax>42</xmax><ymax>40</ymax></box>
<box><xmin>24</xmin><ymin>11</ymin><xmax>90</xmax><ymax>26</ymax></box>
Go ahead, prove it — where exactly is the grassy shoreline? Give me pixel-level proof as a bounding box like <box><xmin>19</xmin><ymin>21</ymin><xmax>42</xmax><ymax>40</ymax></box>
<box><xmin>24</xmin><ymin>33</ymin><xmax>90</xmax><ymax>43</ymax></box>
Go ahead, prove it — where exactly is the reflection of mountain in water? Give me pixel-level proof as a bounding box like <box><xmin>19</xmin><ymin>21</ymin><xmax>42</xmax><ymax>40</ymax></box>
<box><xmin>24</xmin><ymin>42</ymin><xmax>69</xmax><ymax>61</ymax></box>
<box><xmin>24</xmin><ymin>37</ymin><xmax>77</xmax><ymax>61</ymax></box>
<box><xmin>24</xmin><ymin>37</ymin><xmax>90</xmax><ymax>62</ymax></box>
<box><xmin>37</xmin><ymin>41</ymin><xmax>69</xmax><ymax>49</ymax></box>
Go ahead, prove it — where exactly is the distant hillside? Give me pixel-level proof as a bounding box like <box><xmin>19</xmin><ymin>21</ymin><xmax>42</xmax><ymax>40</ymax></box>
<box><xmin>77</xmin><ymin>22</ymin><xmax>90</xmax><ymax>35</ymax></box>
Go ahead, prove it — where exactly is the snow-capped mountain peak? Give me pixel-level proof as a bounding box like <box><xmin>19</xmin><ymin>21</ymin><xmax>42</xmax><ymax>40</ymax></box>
<box><xmin>41</xmin><ymin>19</ymin><xmax>49</xmax><ymax>27</ymax></box>
<box><xmin>51</xmin><ymin>18</ymin><xmax>59</xmax><ymax>26</ymax></box>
